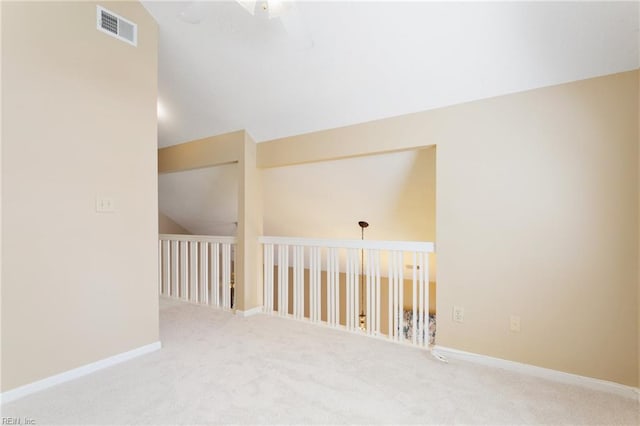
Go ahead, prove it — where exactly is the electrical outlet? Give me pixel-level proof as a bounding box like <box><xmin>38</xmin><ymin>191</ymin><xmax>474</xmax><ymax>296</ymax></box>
<box><xmin>453</xmin><ymin>306</ymin><xmax>464</xmax><ymax>323</ymax></box>
<box><xmin>510</xmin><ymin>315</ymin><xmax>521</xmax><ymax>332</ymax></box>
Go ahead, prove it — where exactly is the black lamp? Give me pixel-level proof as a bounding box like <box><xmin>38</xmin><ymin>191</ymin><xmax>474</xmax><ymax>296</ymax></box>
<box><xmin>358</xmin><ymin>220</ymin><xmax>369</xmax><ymax>331</ymax></box>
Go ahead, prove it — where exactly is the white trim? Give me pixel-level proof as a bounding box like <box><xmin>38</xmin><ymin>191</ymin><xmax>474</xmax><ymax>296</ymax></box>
<box><xmin>259</xmin><ymin>236</ymin><xmax>434</xmax><ymax>252</ymax></box>
<box><xmin>159</xmin><ymin>295</ymin><xmax>234</xmax><ymax>313</ymax></box>
<box><xmin>0</xmin><ymin>341</ymin><xmax>161</xmax><ymax>405</ymax></box>
<box><xmin>235</xmin><ymin>306</ymin><xmax>263</xmax><ymax>317</ymax></box>
<box><xmin>433</xmin><ymin>345</ymin><xmax>639</xmax><ymax>401</ymax></box>
<box><xmin>159</xmin><ymin>234</ymin><xmax>237</xmax><ymax>244</ymax></box>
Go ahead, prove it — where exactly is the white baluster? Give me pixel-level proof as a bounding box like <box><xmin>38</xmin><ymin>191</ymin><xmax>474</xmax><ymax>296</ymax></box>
<box><xmin>262</xmin><ymin>244</ymin><xmax>268</xmax><ymax>312</ymax></box>
<box><xmin>351</xmin><ymin>248</ymin><xmax>359</xmax><ymax>331</ymax></box>
<box><xmin>299</xmin><ymin>246</ymin><xmax>304</xmax><ymax>318</ymax></box>
<box><xmin>200</xmin><ymin>242</ymin><xmax>208</xmax><ymax>305</ymax></box>
<box><xmin>368</xmin><ymin>249</ymin><xmax>375</xmax><ymax>334</ymax></box>
<box><xmin>416</xmin><ymin>253</ymin><xmax>428</xmax><ymax>346</ymax></box>
<box><xmin>210</xmin><ymin>243</ymin><xmax>219</xmax><ymax>307</ymax></box>
<box><xmin>327</xmin><ymin>247</ymin><xmax>340</xmax><ymax>326</ymax></box>
<box><xmin>352</xmin><ymin>247</ymin><xmax>359</xmax><ymax>331</ymax></box>
<box><xmin>346</xmin><ymin>249</ymin><xmax>352</xmax><ymax>330</ymax></box>
<box><xmin>312</xmin><ymin>247</ymin><xmax>321</xmax><ymax>322</ymax></box>
<box><xmin>368</xmin><ymin>249</ymin><xmax>377</xmax><ymax>335</ymax></box>
<box><xmin>398</xmin><ymin>251</ymin><xmax>404</xmax><ymax>341</ymax></box>
<box><xmin>222</xmin><ymin>243</ymin><xmax>227</xmax><ymax>308</ymax></box>
<box><xmin>424</xmin><ymin>252</ymin><xmax>430</xmax><ymax>345</ymax></box>
<box><xmin>271</xmin><ymin>243</ymin><xmax>275</xmax><ymax>312</ymax></box>
<box><xmin>293</xmin><ymin>246</ymin><xmax>298</xmax><ymax>316</ymax></box>
<box><xmin>285</xmin><ymin>245</ymin><xmax>289</xmax><ymax>316</ymax></box>
<box><xmin>293</xmin><ymin>246</ymin><xmax>303</xmax><ymax>319</ymax></box>
<box><xmin>327</xmin><ymin>248</ymin><xmax>337</xmax><ymax>326</ymax></box>
<box><xmin>309</xmin><ymin>247</ymin><xmax>316</xmax><ymax>322</ymax></box>
<box><xmin>190</xmin><ymin>241</ymin><xmax>197</xmax><ymax>303</ymax></box>
<box><xmin>166</xmin><ymin>240</ymin><xmax>170</xmax><ymax>297</ymax></box>
<box><xmin>375</xmin><ymin>249</ymin><xmax>381</xmax><ymax>336</ymax></box>
<box><xmin>277</xmin><ymin>244</ymin><xmax>289</xmax><ymax>316</ymax></box>
<box><xmin>171</xmin><ymin>240</ymin><xmax>178</xmax><ymax>298</ymax></box>
<box><xmin>285</xmin><ymin>244</ymin><xmax>289</xmax><ymax>316</ymax></box>
<box><xmin>411</xmin><ymin>252</ymin><xmax>420</xmax><ymax>345</ymax></box>
<box><xmin>222</xmin><ymin>243</ymin><xmax>231</xmax><ymax>309</ymax></box>
<box><xmin>335</xmin><ymin>248</ymin><xmax>340</xmax><ymax>326</ymax></box>
<box><xmin>389</xmin><ymin>251</ymin><xmax>394</xmax><ymax>340</ymax></box>
<box><xmin>158</xmin><ymin>240</ymin><xmax>162</xmax><ymax>295</ymax></box>
<box><xmin>355</xmin><ymin>248</ymin><xmax>360</xmax><ymax>332</ymax></box>
<box><xmin>327</xmin><ymin>248</ymin><xmax>333</xmax><ymax>325</ymax></box>
<box><xmin>269</xmin><ymin>243</ymin><xmax>275</xmax><ymax>312</ymax></box>
<box><xmin>180</xmin><ymin>240</ymin><xmax>187</xmax><ymax>300</ymax></box>
<box><xmin>394</xmin><ymin>251</ymin><xmax>400</xmax><ymax>341</ymax></box>
<box><xmin>419</xmin><ymin>252</ymin><xmax>427</xmax><ymax>346</ymax></box>
<box><xmin>263</xmin><ymin>244</ymin><xmax>273</xmax><ymax>312</ymax></box>
<box><xmin>277</xmin><ymin>245</ymin><xmax>282</xmax><ymax>315</ymax></box>
<box><xmin>387</xmin><ymin>251</ymin><xmax>396</xmax><ymax>340</ymax></box>
<box><xmin>318</xmin><ymin>247</ymin><xmax>322</xmax><ymax>322</ymax></box>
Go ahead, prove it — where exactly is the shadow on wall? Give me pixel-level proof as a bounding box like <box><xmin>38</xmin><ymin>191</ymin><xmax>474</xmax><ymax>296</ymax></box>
<box><xmin>159</xmin><ymin>211</ymin><xmax>191</xmax><ymax>234</ymax></box>
<box><xmin>393</xmin><ymin>146</ymin><xmax>436</xmax><ymax>241</ymax></box>
<box><xmin>158</xmin><ymin>163</ymin><xmax>239</xmax><ymax>236</ymax></box>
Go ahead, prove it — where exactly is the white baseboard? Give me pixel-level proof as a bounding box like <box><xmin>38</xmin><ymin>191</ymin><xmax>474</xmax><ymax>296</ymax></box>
<box><xmin>433</xmin><ymin>345</ymin><xmax>639</xmax><ymax>401</ymax></box>
<box><xmin>235</xmin><ymin>306</ymin><xmax>263</xmax><ymax>317</ymax></box>
<box><xmin>0</xmin><ymin>341</ymin><xmax>162</xmax><ymax>405</ymax></box>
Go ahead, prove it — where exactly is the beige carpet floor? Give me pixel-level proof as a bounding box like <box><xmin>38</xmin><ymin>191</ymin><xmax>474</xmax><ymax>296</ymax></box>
<box><xmin>2</xmin><ymin>298</ymin><xmax>638</xmax><ymax>425</ymax></box>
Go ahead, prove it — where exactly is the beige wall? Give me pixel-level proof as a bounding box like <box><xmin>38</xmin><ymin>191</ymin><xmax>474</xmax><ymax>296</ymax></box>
<box><xmin>158</xmin><ymin>131</ymin><xmax>243</xmax><ymax>173</ymax></box>
<box><xmin>435</xmin><ymin>72</ymin><xmax>638</xmax><ymax>387</ymax></box>
<box><xmin>235</xmin><ymin>132</ymin><xmax>264</xmax><ymax>311</ymax></box>
<box><xmin>159</xmin><ymin>212</ymin><xmax>190</xmax><ymax>234</ymax></box>
<box><xmin>1</xmin><ymin>1</ymin><xmax>158</xmax><ymax>392</ymax></box>
<box><xmin>257</xmin><ymin>71</ymin><xmax>639</xmax><ymax>386</ymax></box>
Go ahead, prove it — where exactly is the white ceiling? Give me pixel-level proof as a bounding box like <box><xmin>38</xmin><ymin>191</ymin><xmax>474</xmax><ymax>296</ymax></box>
<box><xmin>143</xmin><ymin>1</ymin><xmax>639</xmax><ymax>147</ymax></box>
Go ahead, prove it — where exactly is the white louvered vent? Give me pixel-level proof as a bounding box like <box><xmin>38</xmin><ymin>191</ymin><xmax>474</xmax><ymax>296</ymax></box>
<box><xmin>96</xmin><ymin>6</ymin><xmax>137</xmax><ymax>46</ymax></box>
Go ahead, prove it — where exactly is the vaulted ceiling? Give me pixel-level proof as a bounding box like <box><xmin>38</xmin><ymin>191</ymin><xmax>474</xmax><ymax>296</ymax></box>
<box><xmin>143</xmin><ymin>1</ymin><xmax>638</xmax><ymax>147</ymax></box>
<box><xmin>148</xmin><ymin>1</ymin><xmax>639</xmax><ymax>237</ymax></box>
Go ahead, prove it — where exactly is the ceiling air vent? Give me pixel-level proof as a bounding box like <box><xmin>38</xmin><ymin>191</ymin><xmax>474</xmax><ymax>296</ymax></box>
<box><xmin>96</xmin><ymin>6</ymin><xmax>137</xmax><ymax>46</ymax></box>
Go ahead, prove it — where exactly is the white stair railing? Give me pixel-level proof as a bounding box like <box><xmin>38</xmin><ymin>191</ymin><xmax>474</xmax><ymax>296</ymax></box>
<box><xmin>260</xmin><ymin>236</ymin><xmax>435</xmax><ymax>348</ymax></box>
<box><xmin>159</xmin><ymin>234</ymin><xmax>236</xmax><ymax>309</ymax></box>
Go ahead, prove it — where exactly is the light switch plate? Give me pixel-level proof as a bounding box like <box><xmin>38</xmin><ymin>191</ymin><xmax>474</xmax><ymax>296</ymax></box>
<box><xmin>510</xmin><ymin>315</ymin><xmax>521</xmax><ymax>332</ymax></box>
<box><xmin>96</xmin><ymin>197</ymin><xmax>115</xmax><ymax>213</ymax></box>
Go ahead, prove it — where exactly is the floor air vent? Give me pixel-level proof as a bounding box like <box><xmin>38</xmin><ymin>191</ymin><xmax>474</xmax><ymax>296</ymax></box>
<box><xmin>96</xmin><ymin>6</ymin><xmax>137</xmax><ymax>46</ymax></box>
